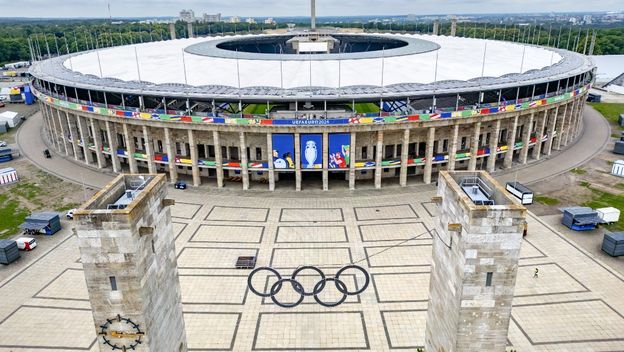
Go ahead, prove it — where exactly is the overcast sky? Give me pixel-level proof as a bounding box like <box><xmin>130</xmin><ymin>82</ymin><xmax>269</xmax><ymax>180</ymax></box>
<box><xmin>0</xmin><ymin>0</ymin><xmax>622</xmax><ymax>18</ymax></box>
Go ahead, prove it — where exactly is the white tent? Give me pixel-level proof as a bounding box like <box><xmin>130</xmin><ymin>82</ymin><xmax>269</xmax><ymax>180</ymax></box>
<box><xmin>0</xmin><ymin>111</ymin><xmax>20</xmax><ymax>128</ymax></box>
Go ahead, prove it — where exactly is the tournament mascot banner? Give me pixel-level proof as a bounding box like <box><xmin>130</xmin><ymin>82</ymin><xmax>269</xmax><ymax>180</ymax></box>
<box><xmin>328</xmin><ymin>133</ymin><xmax>350</xmax><ymax>169</ymax></box>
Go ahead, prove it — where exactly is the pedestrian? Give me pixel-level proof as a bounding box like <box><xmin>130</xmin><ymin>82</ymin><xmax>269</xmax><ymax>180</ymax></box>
<box><xmin>533</xmin><ymin>268</ymin><xmax>539</xmax><ymax>278</ymax></box>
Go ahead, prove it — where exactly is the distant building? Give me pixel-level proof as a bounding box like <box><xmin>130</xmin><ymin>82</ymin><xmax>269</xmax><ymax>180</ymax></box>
<box><xmin>264</xmin><ymin>17</ymin><xmax>275</xmax><ymax>25</ymax></box>
<box><xmin>583</xmin><ymin>15</ymin><xmax>592</xmax><ymax>25</ymax></box>
<box><xmin>229</xmin><ymin>16</ymin><xmax>241</xmax><ymax>23</ymax></box>
<box><xmin>406</xmin><ymin>14</ymin><xmax>417</xmax><ymax>22</ymax></box>
<box><xmin>179</xmin><ymin>9</ymin><xmax>195</xmax><ymax>22</ymax></box>
<box><xmin>245</xmin><ymin>17</ymin><xmax>256</xmax><ymax>24</ymax></box>
<box><xmin>203</xmin><ymin>13</ymin><xmax>221</xmax><ymax>23</ymax></box>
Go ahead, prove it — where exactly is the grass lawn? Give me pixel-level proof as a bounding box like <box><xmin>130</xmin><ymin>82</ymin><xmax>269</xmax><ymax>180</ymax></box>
<box><xmin>581</xmin><ymin>183</ymin><xmax>624</xmax><ymax>231</ymax></box>
<box><xmin>589</xmin><ymin>102</ymin><xmax>624</xmax><ymax>130</ymax></box>
<box><xmin>534</xmin><ymin>195</ymin><xmax>560</xmax><ymax>206</ymax></box>
<box><xmin>352</xmin><ymin>103</ymin><xmax>380</xmax><ymax>114</ymax></box>
<box><xmin>243</xmin><ymin>104</ymin><xmax>273</xmax><ymax>115</ymax></box>
<box><xmin>0</xmin><ymin>194</ymin><xmax>30</xmax><ymax>239</ymax></box>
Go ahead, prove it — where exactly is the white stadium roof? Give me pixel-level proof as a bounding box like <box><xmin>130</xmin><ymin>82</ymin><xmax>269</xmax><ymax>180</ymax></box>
<box><xmin>65</xmin><ymin>33</ymin><xmax>562</xmax><ymax>90</ymax></box>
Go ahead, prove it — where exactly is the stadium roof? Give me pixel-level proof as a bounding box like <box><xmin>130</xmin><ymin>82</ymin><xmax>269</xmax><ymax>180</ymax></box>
<box><xmin>30</xmin><ymin>33</ymin><xmax>595</xmax><ymax>101</ymax></box>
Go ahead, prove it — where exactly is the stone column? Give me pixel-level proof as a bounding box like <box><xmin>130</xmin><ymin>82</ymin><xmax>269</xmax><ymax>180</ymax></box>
<box><xmin>399</xmin><ymin>129</ymin><xmax>410</xmax><ymax>187</ymax></box>
<box><xmin>40</xmin><ymin>104</ymin><xmax>53</xmax><ymax>148</ymax></box>
<box><xmin>468</xmin><ymin>121</ymin><xmax>481</xmax><ymax>171</ymax></box>
<box><xmin>65</xmin><ymin>112</ymin><xmax>81</xmax><ymax>160</ymax></box>
<box><xmin>189</xmin><ymin>130</ymin><xmax>201</xmax><ymax>187</ymax></box>
<box><xmin>55</xmin><ymin>108</ymin><xmax>69</xmax><ymax>155</ymax></box>
<box><xmin>574</xmin><ymin>99</ymin><xmax>585</xmax><ymax>138</ymax></box>
<box><xmin>447</xmin><ymin>124</ymin><xmax>459</xmax><ymax>171</ymax></box>
<box><xmin>46</xmin><ymin>105</ymin><xmax>61</xmax><ymax>151</ymax></box>
<box><xmin>90</xmin><ymin>119</ymin><xmax>106</xmax><ymax>169</ymax></box>
<box><xmin>143</xmin><ymin>126</ymin><xmax>156</xmax><ymax>174</ymax></box>
<box><xmin>214</xmin><ymin>130</ymin><xmax>224</xmax><ymax>188</ymax></box>
<box><xmin>76</xmin><ymin>115</ymin><xmax>94</xmax><ymax>165</ymax></box>
<box><xmin>239</xmin><ymin>131</ymin><xmax>249</xmax><ymax>190</ymax></box>
<box><xmin>374</xmin><ymin>130</ymin><xmax>383</xmax><ymax>189</ymax></box>
<box><xmin>322</xmin><ymin>132</ymin><xmax>329</xmax><ymax>191</ymax></box>
<box><xmin>544</xmin><ymin>107</ymin><xmax>559</xmax><ymax>156</ymax></box>
<box><xmin>267</xmin><ymin>132</ymin><xmax>275</xmax><ymax>191</ymax></box>
<box><xmin>164</xmin><ymin>127</ymin><xmax>178</xmax><ymax>183</ymax></box>
<box><xmin>519</xmin><ymin>112</ymin><xmax>534</xmax><ymax>164</ymax></box>
<box><xmin>532</xmin><ymin>110</ymin><xmax>548</xmax><ymax>160</ymax></box>
<box><xmin>349</xmin><ymin>132</ymin><xmax>357</xmax><ymax>190</ymax></box>
<box><xmin>294</xmin><ymin>133</ymin><xmax>302</xmax><ymax>191</ymax></box>
<box><xmin>105</xmin><ymin>121</ymin><xmax>121</xmax><ymax>172</ymax></box>
<box><xmin>123</xmin><ymin>123</ymin><xmax>138</xmax><ymax>173</ymax></box>
<box><xmin>487</xmin><ymin>120</ymin><xmax>501</xmax><ymax>172</ymax></box>
<box><xmin>423</xmin><ymin>127</ymin><xmax>435</xmax><ymax>184</ymax></box>
<box><xmin>504</xmin><ymin>115</ymin><xmax>519</xmax><ymax>169</ymax></box>
<box><xmin>555</xmin><ymin>104</ymin><xmax>568</xmax><ymax>150</ymax></box>
<box><xmin>562</xmin><ymin>102</ymin><xmax>573</xmax><ymax>146</ymax></box>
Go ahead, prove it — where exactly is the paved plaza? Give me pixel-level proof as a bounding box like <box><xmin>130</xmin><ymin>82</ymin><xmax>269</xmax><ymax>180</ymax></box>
<box><xmin>0</xmin><ymin>186</ymin><xmax>623</xmax><ymax>351</ymax></box>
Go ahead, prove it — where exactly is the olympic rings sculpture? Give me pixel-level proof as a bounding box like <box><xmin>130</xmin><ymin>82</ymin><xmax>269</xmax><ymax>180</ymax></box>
<box><xmin>247</xmin><ymin>265</ymin><xmax>370</xmax><ymax>308</ymax></box>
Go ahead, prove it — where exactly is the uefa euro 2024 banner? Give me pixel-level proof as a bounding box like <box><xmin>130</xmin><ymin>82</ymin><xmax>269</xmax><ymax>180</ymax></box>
<box><xmin>328</xmin><ymin>133</ymin><xmax>350</xmax><ymax>169</ymax></box>
<box><xmin>272</xmin><ymin>134</ymin><xmax>295</xmax><ymax>169</ymax></box>
<box><xmin>301</xmin><ymin>134</ymin><xmax>322</xmax><ymax>169</ymax></box>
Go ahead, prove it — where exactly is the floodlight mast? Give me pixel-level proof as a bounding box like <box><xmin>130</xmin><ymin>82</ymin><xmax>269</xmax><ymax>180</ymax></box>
<box><xmin>311</xmin><ymin>0</ymin><xmax>316</xmax><ymax>31</ymax></box>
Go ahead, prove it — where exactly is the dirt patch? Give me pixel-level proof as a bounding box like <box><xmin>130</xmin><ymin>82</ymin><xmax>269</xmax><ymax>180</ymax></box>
<box><xmin>0</xmin><ymin>157</ymin><xmax>97</xmax><ymax>239</ymax></box>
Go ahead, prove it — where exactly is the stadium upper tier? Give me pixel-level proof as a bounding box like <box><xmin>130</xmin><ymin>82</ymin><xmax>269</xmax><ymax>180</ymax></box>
<box><xmin>29</xmin><ymin>33</ymin><xmax>594</xmax><ymax>101</ymax></box>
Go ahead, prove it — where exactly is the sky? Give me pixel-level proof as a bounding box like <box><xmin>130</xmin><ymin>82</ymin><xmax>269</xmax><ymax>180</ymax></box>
<box><xmin>0</xmin><ymin>0</ymin><xmax>622</xmax><ymax>18</ymax></box>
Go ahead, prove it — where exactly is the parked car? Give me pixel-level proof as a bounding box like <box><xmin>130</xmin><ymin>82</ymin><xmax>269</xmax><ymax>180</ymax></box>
<box><xmin>15</xmin><ymin>237</ymin><xmax>37</xmax><ymax>251</ymax></box>
<box><xmin>43</xmin><ymin>149</ymin><xmax>51</xmax><ymax>158</ymax></box>
<box><xmin>66</xmin><ymin>208</ymin><xmax>76</xmax><ymax>220</ymax></box>
<box><xmin>0</xmin><ymin>101</ymin><xmax>5</xmax><ymax>108</ymax></box>
<box><xmin>0</xmin><ymin>141</ymin><xmax>6</xmax><ymax>147</ymax></box>
<box><xmin>174</xmin><ymin>181</ymin><xmax>187</xmax><ymax>190</ymax></box>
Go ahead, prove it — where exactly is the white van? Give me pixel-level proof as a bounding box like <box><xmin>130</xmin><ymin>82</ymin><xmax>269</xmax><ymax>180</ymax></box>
<box><xmin>15</xmin><ymin>237</ymin><xmax>37</xmax><ymax>251</ymax></box>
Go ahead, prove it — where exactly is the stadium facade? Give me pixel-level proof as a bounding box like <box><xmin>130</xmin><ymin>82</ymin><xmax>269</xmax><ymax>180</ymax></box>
<box><xmin>29</xmin><ymin>30</ymin><xmax>595</xmax><ymax>190</ymax></box>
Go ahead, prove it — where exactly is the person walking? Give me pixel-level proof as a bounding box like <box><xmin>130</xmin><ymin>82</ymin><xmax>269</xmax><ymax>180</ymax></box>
<box><xmin>533</xmin><ymin>268</ymin><xmax>539</xmax><ymax>278</ymax></box>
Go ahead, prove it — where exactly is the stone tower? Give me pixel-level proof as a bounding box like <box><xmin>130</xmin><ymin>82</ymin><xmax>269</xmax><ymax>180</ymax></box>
<box><xmin>74</xmin><ymin>174</ymin><xmax>187</xmax><ymax>352</ymax></box>
<box><xmin>169</xmin><ymin>23</ymin><xmax>176</xmax><ymax>40</ymax></box>
<box><xmin>425</xmin><ymin>171</ymin><xmax>526</xmax><ymax>352</ymax></box>
<box><xmin>433</xmin><ymin>19</ymin><xmax>440</xmax><ymax>36</ymax></box>
<box><xmin>451</xmin><ymin>18</ymin><xmax>457</xmax><ymax>37</ymax></box>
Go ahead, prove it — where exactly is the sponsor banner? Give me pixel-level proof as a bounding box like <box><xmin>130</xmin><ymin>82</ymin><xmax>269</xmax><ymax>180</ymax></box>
<box><xmin>328</xmin><ymin>133</ymin><xmax>350</xmax><ymax>169</ymax></box>
<box><xmin>272</xmin><ymin>134</ymin><xmax>295</xmax><ymax>169</ymax></box>
<box><xmin>300</xmin><ymin>134</ymin><xmax>322</xmax><ymax>169</ymax></box>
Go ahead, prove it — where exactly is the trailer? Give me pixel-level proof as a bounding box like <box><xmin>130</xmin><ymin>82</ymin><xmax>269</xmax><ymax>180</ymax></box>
<box><xmin>0</xmin><ymin>167</ymin><xmax>18</xmax><ymax>185</ymax></box>
<box><xmin>596</xmin><ymin>207</ymin><xmax>620</xmax><ymax>224</ymax></box>
<box><xmin>612</xmin><ymin>160</ymin><xmax>624</xmax><ymax>177</ymax></box>
<box><xmin>505</xmin><ymin>182</ymin><xmax>534</xmax><ymax>205</ymax></box>
<box><xmin>19</xmin><ymin>212</ymin><xmax>61</xmax><ymax>235</ymax></box>
<box><xmin>561</xmin><ymin>207</ymin><xmax>603</xmax><ymax>231</ymax></box>
<box><xmin>0</xmin><ymin>240</ymin><xmax>20</xmax><ymax>264</ymax></box>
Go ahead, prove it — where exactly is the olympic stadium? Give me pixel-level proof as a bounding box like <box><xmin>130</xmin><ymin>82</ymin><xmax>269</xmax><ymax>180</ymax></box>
<box><xmin>29</xmin><ymin>23</ymin><xmax>595</xmax><ymax>190</ymax></box>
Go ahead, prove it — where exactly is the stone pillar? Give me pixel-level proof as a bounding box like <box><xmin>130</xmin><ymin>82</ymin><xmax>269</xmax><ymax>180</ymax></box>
<box><xmin>448</xmin><ymin>124</ymin><xmax>459</xmax><ymax>171</ymax></box>
<box><xmin>65</xmin><ymin>112</ymin><xmax>81</xmax><ymax>160</ymax></box>
<box><xmin>189</xmin><ymin>130</ymin><xmax>201</xmax><ymax>187</ymax></box>
<box><xmin>56</xmin><ymin>109</ymin><xmax>70</xmax><ymax>155</ymax></box>
<box><xmin>532</xmin><ymin>110</ymin><xmax>548</xmax><ymax>160</ymax></box>
<box><xmin>487</xmin><ymin>120</ymin><xmax>500</xmax><ymax>172</ymax></box>
<box><xmin>544</xmin><ymin>107</ymin><xmax>559</xmax><ymax>156</ymax></box>
<box><xmin>105</xmin><ymin>120</ymin><xmax>121</xmax><ymax>172</ymax></box>
<box><xmin>425</xmin><ymin>171</ymin><xmax>525</xmax><ymax>352</ymax></box>
<box><xmin>267</xmin><ymin>132</ymin><xmax>275</xmax><ymax>191</ymax></box>
<box><xmin>399</xmin><ymin>129</ymin><xmax>410</xmax><ymax>187</ymax></box>
<box><xmin>519</xmin><ymin>112</ymin><xmax>534</xmax><ymax>164</ymax></box>
<box><xmin>169</xmin><ymin>23</ymin><xmax>176</xmax><ymax>40</ymax></box>
<box><xmin>90</xmin><ymin>119</ymin><xmax>106</xmax><ymax>169</ymax></box>
<box><xmin>555</xmin><ymin>104</ymin><xmax>568</xmax><ymax>150</ymax></box>
<box><xmin>423</xmin><ymin>127</ymin><xmax>435</xmax><ymax>184</ymax></box>
<box><xmin>46</xmin><ymin>106</ymin><xmax>61</xmax><ymax>151</ymax></box>
<box><xmin>76</xmin><ymin>115</ymin><xmax>94</xmax><ymax>165</ymax></box>
<box><xmin>143</xmin><ymin>126</ymin><xmax>156</xmax><ymax>174</ymax></box>
<box><xmin>164</xmin><ymin>127</ymin><xmax>178</xmax><ymax>183</ymax></box>
<box><xmin>214</xmin><ymin>130</ymin><xmax>224</xmax><ymax>188</ymax></box>
<box><xmin>374</xmin><ymin>131</ymin><xmax>383</xmax><ymax>189</ymax></box>
<box><xmin>504</xmin><ymin>115</ymin><xmax>519</xmax><ymax>169</ymax></box>
<box><xmin>468</xmin><ymin>121</ymin><xmax>481</xmax><ymax>171</ymax></box>
<box><xmin>433</xmin><ymin>20</ymin><xmax>440</xmax><ymax>35</ymax></box>
<box><xmin>295</xmin><ymin>133</ymin><xmax>302</xmax><ymax>191</ymax></box>
<box><xmin>349</xmin><ymin>132</ymin><xmax>357</xmax><ymax>190</ymax></box>
<box><xmin>187</xmin><ymin>22</ymin><xmax>194</xmax><ymax>38</ymax></box>
<box><xmin>562</xmin><ymin>102</ymin><xmax>573</xmax><ymax>146</ymax></box>
<box><xmin>239</xmin><ymin>131</ymin><xmax>249</xmax><ymax>190</ymax></box>
<box><xmin>322</xmin><ymin>132</ymin><xmax>329</xmax><ymax>191</ymax></box>
<box><xmin>123</xmin><ymin>123</ymin><xmax>139</xmax><ymax>173</ymax></box>
<box><xmin>574</xmin><ymin>98</ymin><xmax>585</xmax><ymax>138</ymax></box>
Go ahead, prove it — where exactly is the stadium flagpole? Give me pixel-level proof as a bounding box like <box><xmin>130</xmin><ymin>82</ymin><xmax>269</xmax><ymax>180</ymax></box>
<box><xmin>279</xmin><ymin>47</ymin><xmax>284</xmax><ymax>91</ymax></box>
<box><xmin>96</xmin><ymin>50</ymin><xmax>104</xmax><ymax>78</ymax></box>
<box><xmin>547</xmin><ymin>25</ymin><xmax>552</xmax><ymax>47</ymax></box>
<box><xmin>134</xmin><ymin>47</ymin><xmax>142</xmax><ymax>83</ymax></box>
<box><xmin>181</xmin><ymin>49</ymin><xmax>188</xmax><ymax>85</ymax></box>
<box><xmin>54</xmin><ymin>35</ymin><xmax>60</xmax><ymax>57</ymax></box>
<box><xmin>432</xmin><ymin>49</ymin><xmax>439</xmax><ymax>112</ymax></box>
<box><xmin>236</xmin><ymin>49</ymin><xmax>242</xmax><ymax>112</ymax></box>
<box><xmin>519</xmin><ymin>45</ymin><xmax>526</xmax><ymax>73</ymax></box>
<box><xmin>380</xmin><ymin>46</ymin><xmax>385</xmax><ymax>115</ymax></box>
<box><xmin>27</xmin><ymin>37</ymin><xmax>35</xmax><ymax>62</ymax></box>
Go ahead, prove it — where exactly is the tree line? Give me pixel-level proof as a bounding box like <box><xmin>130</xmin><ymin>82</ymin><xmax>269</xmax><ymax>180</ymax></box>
<box><xmin>1</xmin><ymin>19</ymin><xmax>623</xmax><ymax>65</ymax></box>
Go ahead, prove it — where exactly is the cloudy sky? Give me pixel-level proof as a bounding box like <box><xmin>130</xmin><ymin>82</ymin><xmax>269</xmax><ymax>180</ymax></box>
<box><xmin>1</xmin><ymin>0</ymin><xmax>622</xmax><ymax>18</ymax></box>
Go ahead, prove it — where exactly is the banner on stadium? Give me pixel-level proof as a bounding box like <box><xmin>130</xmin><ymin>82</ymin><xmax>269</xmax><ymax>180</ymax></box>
<box><xmin>328</xmin><ymin>133</ymin><xmax>350</xmax><ymax>169</ymax></box>
<box><xmin>300</xmin><ymin>134</ymin><xmax>322</xmax><ymax>169</ymax></box>
<box><xmin>272</xmin><ymin>134</ymin><xmax>295</xmax><ymax>169</ymax></box>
